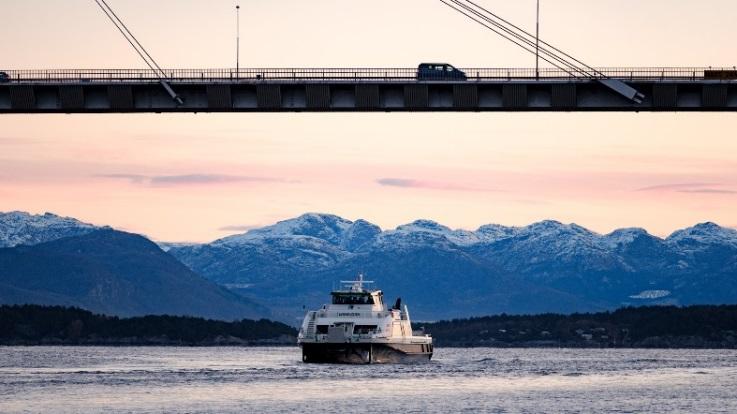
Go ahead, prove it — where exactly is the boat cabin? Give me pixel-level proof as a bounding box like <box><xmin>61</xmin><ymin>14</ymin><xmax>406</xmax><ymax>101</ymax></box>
<box><xmin>331</xmin><ymin>290</ymin><xmax>383</xmax><ymax>306</ymax></box>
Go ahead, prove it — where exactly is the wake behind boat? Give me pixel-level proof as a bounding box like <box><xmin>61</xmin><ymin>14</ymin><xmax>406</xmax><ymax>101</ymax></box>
<box><xmin>298</xmin><ymin>275</ymin><xmax>433</xmax><ymax>364</ymax></box>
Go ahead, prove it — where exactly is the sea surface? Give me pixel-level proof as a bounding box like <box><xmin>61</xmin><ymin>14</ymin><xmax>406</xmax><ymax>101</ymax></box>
<box><xmin>1</xmin><ymin>346</ymin><xmax>737</xmax><ymax>413</ymax></box>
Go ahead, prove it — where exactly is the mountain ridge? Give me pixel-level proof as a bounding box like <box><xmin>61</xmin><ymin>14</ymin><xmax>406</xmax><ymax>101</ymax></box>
<box><xmin>166</xmin><ymin>213</ymin><xmax>737</xmax><ymax>320</ymax></box>
<box><xmin>0</xmin><ymin>211</ymin><xmax>101</xmax><ymax>248</ymax></box>
<box><xmin>0</xmin><ymin>228</ymin><xmax>269</xmax><ymax>321</ymax></box>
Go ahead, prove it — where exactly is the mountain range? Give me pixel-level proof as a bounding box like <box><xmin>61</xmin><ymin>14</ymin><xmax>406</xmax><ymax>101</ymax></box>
<box><xmin>1</xmin><ymin>211</ymin><xmax>736</xmax><ymax>322</ymax></box>
<box><xmin>167</xmin><ymin>213</ymin><xmax>737</xmax><ymax>321</ymax></box>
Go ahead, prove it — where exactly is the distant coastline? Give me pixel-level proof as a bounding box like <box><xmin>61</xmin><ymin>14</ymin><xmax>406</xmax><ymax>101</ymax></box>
<box><xmin>0</xmin><ymin>305</ymin><xmax>297</xmax><ymax>346</ymax></box>
<box><xmin>422</xmin><ymin>305</ymin><xmax>737</xmax><ymax>349</ymax></box>
<box><xmin>3</xmin><ymin>304</ymin><xmax>737</xmax><ymax>349</ymax></box>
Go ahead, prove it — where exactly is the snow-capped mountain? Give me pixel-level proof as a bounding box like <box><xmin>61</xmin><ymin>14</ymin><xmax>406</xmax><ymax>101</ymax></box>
<box><xmin>167</xmin><ymin>214</ymin><xmax>737</xmax><ymax>320</ymax></box>
<box><xmin>2</xmin><ymin>210</ymin><xmax>735</xmax><ymax>321</ymax></box>
<box><xmin>667</xmin><ymin>222</ymin><xmax>737</xmax><ymax>251</ymax></box>
<box><xmin>213</xmin><ymin>213</ymin><xmax>381</xmax><ymax>252</ymax></box>
<box><xmin>0</xmin><ymin>211</ymin><xmax>100</xmax><ymax>248</ymax></box>
<box><xmin>0</xmin><ymin>212</ymin><xmax>269</xmax><ymax>321</ymax></box>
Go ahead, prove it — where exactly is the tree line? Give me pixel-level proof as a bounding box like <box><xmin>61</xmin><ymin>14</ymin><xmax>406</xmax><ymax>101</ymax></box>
<box><xmin>0</xmin><ymin>305</ymin><xmax>297</xmax><ymax>345</ymax></box>
<box><xmin>421</xmin><ymin>305</ymin><xmax>737</xmax><ymax>348</ymax></box>
<box><xmin>4</xmin><ymin>304</ymin><xmax>737</xmax><ymax>348</ymax></box>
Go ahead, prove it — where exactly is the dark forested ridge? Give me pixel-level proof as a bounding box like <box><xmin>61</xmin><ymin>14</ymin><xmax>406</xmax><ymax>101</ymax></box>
<box><xmin>422</xmin><ymin>305</ymin><xmax>737</xmax><ymax>348</ymax></box>
<box><xmin>5</xmin><ymin>305</ymin><xmax>737</xmax><ymax>348</ymax></box>
<box><xmin>0</xmin><ymin>305</ymin><xmax>297</xmax><ymax>346</ymax></box>
<box><xmin>0</xmin><ymin>229</ymin><xmax>271</xmax><ymax>321</ymax></box>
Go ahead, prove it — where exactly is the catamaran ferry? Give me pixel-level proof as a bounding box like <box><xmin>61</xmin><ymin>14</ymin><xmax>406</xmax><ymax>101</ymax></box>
<box><xmin>298</xmin><ymin>275</ymin><xmax>433</xmax><ymax>364</ymax></box>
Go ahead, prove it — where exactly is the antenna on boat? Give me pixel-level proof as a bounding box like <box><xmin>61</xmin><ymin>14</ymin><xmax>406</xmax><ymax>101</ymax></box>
<box><xmin>340</xmin><ymin>273</ymin><xmax>374</xmax><ymax>292</ymax></box>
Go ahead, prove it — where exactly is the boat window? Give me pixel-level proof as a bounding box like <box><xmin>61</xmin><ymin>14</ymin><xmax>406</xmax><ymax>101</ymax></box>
<box><xmin>353</xmin><ymin>325</ymin><xmax>378</xmax><ymax>334</ymax></box>
<box><xmin>331</xmin><ymin>293</ymin><xmax>375</xmax><ymax>305</ymax></box>
<box><xmin>316</xmin><ymin>325</ymin><xmax>328</xmax><ymax>334</ymax></box>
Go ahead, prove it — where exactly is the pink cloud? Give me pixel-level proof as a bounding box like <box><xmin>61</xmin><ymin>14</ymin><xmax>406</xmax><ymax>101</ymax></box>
<box><xmin>97</xmin><ymin>174</ymin><xmax>284</xmax><ymax>187</ymax></box>
<box><xmin>376</xmin><ymin>177</ymin><xmax>498</xmax><ymax>192</ymax></box>
<box><xmin>635</xmin><ymin>183</ymin><xmax>736</xmax><ymax>194</ymax></box>
<box><xmin>679</xmin><ymin>189</ymin><xmax>737</xmax><ymax>194</ymax></box>
<box><xmin>635</xmin><ymin>183</ymin><xmax>716</xmax><ymax>192</ymax></box>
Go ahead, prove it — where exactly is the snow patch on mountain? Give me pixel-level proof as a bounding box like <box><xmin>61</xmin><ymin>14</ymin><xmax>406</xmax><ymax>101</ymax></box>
<box><xmin>602</xmin><ymin>228</ymin><xmax>657</xmax><ymax>248</ymax></box>
<box><xmin>340</xmin><ymin>219</ymin><xmax>381</xmax><ymax>251</ymax></box>
<box><xmin>392</xmin><ymin>220</ymin><xmax>481</xmax><ymax>246</ymax></box>
<box><xmin>215</xmin><ymin>213</ymin><xmax>353</xmax><ymax>245</ymax></box>
<box><xmin>629</xmin><ymin>290</ymin><xmax>671</xmax><ymax>300</ymax></box>
<box><xmin>475</xmin><ymin>224</ymin><xmax>521</xmax><ymax>243</ymax></box>
<box><xmin>0</xmin><ymin>211</ymin><xmax>99</xmax><ymax>248</ymax></box>
<box><xmin>157</xmin><ymin>242</ymin><xmax>200</xmax><ymax>252</ymax></box>
<box><xmin>666</xmin><ymin>222</ymin><xmax>737</xmax><ymax>250</ymax></box>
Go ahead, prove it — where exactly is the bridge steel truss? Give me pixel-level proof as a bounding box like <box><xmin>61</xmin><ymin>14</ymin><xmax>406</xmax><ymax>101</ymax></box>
<box><xmin>1</xmin><ymin>68</ymin><xmax>735</xmax><ymax>113</ymax></box>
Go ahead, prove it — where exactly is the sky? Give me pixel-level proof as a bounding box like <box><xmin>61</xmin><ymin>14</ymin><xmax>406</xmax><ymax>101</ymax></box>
<box><xmin>1</xmin><ymin>0</ymin><xmax>736</xmax><ymax>242</ymax></box>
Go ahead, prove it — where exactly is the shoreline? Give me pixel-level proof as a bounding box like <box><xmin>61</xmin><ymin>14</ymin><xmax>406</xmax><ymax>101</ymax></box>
<box><xmin>2</xmin><ymin>342</ymin><xmax>736</xmax><ymax>350</ymax></box>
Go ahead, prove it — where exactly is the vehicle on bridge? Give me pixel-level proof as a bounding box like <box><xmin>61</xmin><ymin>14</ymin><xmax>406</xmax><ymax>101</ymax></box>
<box><xmin>0</xmin><ymin>72</ymin><xmax>10</xmax><ymax>83</ymax></box>
<box><xmin>704</xmin><ymin>69</ymin><xmax>737</xmax><ymax>80</ymax></box>
<box><xmin>417</xmin><ymin>63</ymin><xmax>467</xmax><ymax>81</ymax></box>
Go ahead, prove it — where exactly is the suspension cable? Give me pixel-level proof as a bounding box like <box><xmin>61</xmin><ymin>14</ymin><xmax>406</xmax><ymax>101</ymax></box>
<box><xmin>97</xmin><ymin>0</ymin><xmax>168</xmax><ymax>77</ymax></box>
<box><xmin>438</xmin><ymin>0</ymin><xmax>579</xmax><ymax>77</ymax></box>
<box><xmin>461</xmin><ymin>0</ymin><xmax>605</xmax><ymax>77</ymax></box>
<box><xmin>93</xmin><ymin>0</ymin><xmax>182</xmax><ymax>104</ymax></box>
<box><xmin>441</xmin><ymin>0</ymin><xmax>607</xmax><ymax>79</ymax></box>
<box><xmin>446</xmin><ymin>0</ymin><xmax>592</xmax><ymax>78</ymax></box>
<box><xmin>439</xmin><ymin>0</ymin><xmax>645</xmax><ymax>102</ymax></box>
<box><xmin>93</xmin><ymin>0</ymin><xmax>157</xmax><ymax>74</ymax></box>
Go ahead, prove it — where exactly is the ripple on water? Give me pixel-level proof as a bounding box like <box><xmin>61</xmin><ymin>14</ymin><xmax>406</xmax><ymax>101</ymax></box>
<box><xmin>1</xmin><ymin>347</ymin><xmax>737</xmax><ymax>414</ymax></box>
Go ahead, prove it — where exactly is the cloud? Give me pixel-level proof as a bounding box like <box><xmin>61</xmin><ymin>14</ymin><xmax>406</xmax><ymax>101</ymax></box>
<box><xmin>636</xmin><ymin>183</ymin><xmax>736</xmax><ymax>194</ymax></box>
<box><xmin>678</xmin><ymin>189</ymin><xmax>737</xmax><ymax>194</ymax></box>
<box><xmin>376</xmin><ymin>178</ymin><xmax>422</xmax><ymax>188</ymax></box>
<box><xmin>149</xmin><ymin>174</ymin><xmax>265</xmax><ymax>185</ymax></box>
<box><xmin>635</xmin><ymin>183</ymin><xmax>716</xmax><ymax>192</ymax></box>
<box><xmin>219</xmin><ymin>224</ymin><xmax>262</xmax><ymax>232</ymax></box>
<box><xmin>98</xmin><ymin>174</ymin><xmax>149</xmax><ymax>184</ymax></box>
<box><xmin>376</xmin><ymin>178</ymin><xmax>496</xmax><ymax>192</ymax></box>
<box><xmin>97</xmin><ymin>174</ymin><xmax>282</xmax><ymax>187</ymax></box>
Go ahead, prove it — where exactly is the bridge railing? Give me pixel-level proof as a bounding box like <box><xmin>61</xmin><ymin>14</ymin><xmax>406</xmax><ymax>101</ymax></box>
<box><xmin>3</xmin><ymin>67</ymin><xmax>734</xmax><ymax>82</ymax></box>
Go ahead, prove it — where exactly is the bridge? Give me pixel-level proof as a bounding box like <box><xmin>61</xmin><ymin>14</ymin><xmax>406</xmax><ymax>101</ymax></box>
<box><xmin>1</xmin><ymin>67</ymin><xmax>735</xmax><ymax>114</ymax></box>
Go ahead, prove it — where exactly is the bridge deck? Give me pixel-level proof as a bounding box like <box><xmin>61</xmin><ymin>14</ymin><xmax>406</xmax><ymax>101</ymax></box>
<box><xmin>3</xmin><ymin>67</ymin><xmax>735</xmax><ymax>82</ymax></box>
<box><xmin>1</xmin><ymin>67</ymin><xmax>735</xmax><ymax>113</ymax></box>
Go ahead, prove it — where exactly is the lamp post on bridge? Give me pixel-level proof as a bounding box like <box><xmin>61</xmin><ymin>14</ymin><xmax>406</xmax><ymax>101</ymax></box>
<box><xmin>535</xmin><ymin>0</ymin><xmax>540</xmax><ymax>80</ymax></box>
<box><xmin>236</xmin><ymin>4</ymin><xmax>241</xmax><ymax>78</ymax></box>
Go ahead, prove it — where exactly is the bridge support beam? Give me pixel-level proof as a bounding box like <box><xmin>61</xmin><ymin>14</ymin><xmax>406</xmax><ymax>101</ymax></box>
<box><xmin>1</xmin><ymin>80</ymin><xmax>735</xmax><ymax>113</ymax></box>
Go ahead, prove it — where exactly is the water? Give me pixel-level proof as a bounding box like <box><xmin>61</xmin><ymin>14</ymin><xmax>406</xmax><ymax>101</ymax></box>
<box><xmin>1</xmin><ymin>347</ymin><xmax>736</xmax><ymax>413</ymax></box>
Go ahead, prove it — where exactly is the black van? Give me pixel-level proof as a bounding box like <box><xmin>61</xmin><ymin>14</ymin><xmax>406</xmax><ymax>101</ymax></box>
<box><xmin>704</xmin><ymin>69</ymin><xmax>737</xmax><ymax>80</ymax></box>
<box><xmin>0</xmin><ymin>72</ymin><xmax>9</xmax><ymax>83</ymax></box>
<box><xmin>417</xmin><ymin>63</ymin><xmax>467</xmax><ymax>80</ymax></box>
